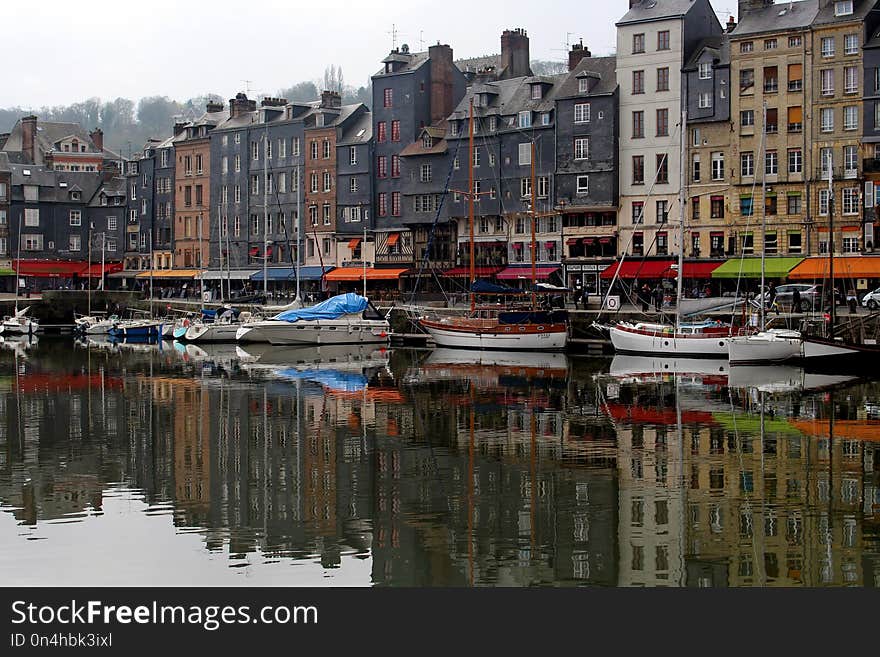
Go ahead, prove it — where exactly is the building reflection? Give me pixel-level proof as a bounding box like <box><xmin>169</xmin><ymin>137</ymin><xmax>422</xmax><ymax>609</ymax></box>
<box><xmin>0</xmin><ymin>343</ymin><xmax>877</xmax><ymax>587</ymax></box>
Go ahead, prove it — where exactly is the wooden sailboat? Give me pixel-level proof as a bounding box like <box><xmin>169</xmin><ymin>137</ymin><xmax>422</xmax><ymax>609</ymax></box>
<box><xmin>417</xmin><ymin>98</ymin><xmax>568</xmax><ymax>351</ymax></box>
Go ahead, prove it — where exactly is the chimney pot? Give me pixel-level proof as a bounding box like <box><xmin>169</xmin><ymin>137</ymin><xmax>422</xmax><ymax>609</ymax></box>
<box><xmin>21</xmin><ymin>115</ymin><xmax>37</xmax><ymax>165</ymax></box>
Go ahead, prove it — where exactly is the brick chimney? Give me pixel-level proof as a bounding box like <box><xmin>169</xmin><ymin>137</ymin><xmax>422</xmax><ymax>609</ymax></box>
<box><xmin>205</xmin><ymin>100</ymin><xmax>224</xmax><ymax>113</ymax></box>
<box><xmin>500</xmin><ymin>28</ymin><xmax>532</xmax><ymax>79</ymax></box>
<box><xmin>429</xmin><ymin>43</ymin><xmax>455</xmax><ymax>124</ymax></box>
<box><xmin>568</xmin><ymin>40</ymin><xmax>592</xmax><ymax>71</ymax></box>
<box><xmin>260</xmin><ymin>97</ymin><xmax>289</xmax><ymax>107</ymax></box>
<box><xmin>89</xmin><ymin>128</ymin><xmax>104</xmax><ymax>152</ymax></box>
<box><xmin>738</xmin><ymin>0</ymin><xmax>773</xmax><ymax>18</ymax></box>
<box><xmin>21</xmin><ymin>115</ymin><xmax>37</xmax><ymax>164</ymax></box>
<box><xmin>629</xmin><ymin>0</ymin><xmax>640</xmax><ymax>8</ymax></box>
<box><xmin>320</xmin><ymin>90</ymin><xmax>342</xmax><ymax>109</ymax></box>
<box><xmin>726</xmin><ymin>15</ymin><xmax>737</xmax><ymax>32</ymax></box>
<box><xmin>229</xmin><ymin>93</ymin><xmax>257</xmax><ymax>119</ymax></box>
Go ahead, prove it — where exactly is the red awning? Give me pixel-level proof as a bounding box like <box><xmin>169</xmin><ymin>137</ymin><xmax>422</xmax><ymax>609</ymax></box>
<box><xmin>680</xmin><ymin>261</ymin><xmax>722</xmax><ymax>279</ymax></box>
<box><xmin>497</xmin><ymin>266</ymin><xmax>560</xmax><ymax>280</ymax></box>
<box><xmin>583</xmin><ymin>238</ymin><xmax>596</xmax><ymax>245</ymax></box>
<box><xmin>600</xmin><ymin>259</ymin><xmax>676</xmax><ymax>280</ymax></box>
<box><xmin>544</xmin><ymin>241</ymin><xmax>555</xmax><ymax>249</ymax></box>
<box><xmin>566</xmin><ymin>238</ymin><xmax>578</xmax><ymax>246</ymax></box>
<box><xmin>598</xmin><ymin>237</ymin><xmax>612</xmax><ymax>245</ymax></box>
<box><xmin>13</xmin><ymin>259</ymin><xmax>88</xmax><ymax>278</ymax></box>
<box><xmin>442</xmin><ymin>266</ymin><xmax>504</xmax><ymax>277</ymax></box>
<box><xmin>386</xmin><ymin>232</ymin><xmax>400</xmax><ymax>246</ymax></box>
<box><xmin>348</xmin><ymin>238</ymin><xmax>361</xmax><ymax>249</ymax></box>
<box><xmin>512</xmin><ymin>242</ymin><xmax>523</xmax><ymax>250</ymax></box>
<box><xmin>80</xmin><ymin>262</ymin><xmax>124</xmax><ymax>278</ymax></box>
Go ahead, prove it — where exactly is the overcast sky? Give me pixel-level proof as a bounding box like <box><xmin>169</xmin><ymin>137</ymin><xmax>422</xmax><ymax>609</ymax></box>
<box><xmin>3</xmin><ymin>0</ymin><xmax>740</xmax><ymax>108</ymax></box>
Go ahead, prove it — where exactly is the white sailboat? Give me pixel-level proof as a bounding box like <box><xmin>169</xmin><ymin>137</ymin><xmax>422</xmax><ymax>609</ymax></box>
<box><xmin>605</xmin><ymin>109</ymin><xmax>734</xmax><ymax>358</ymax></box>
<box><xmin>1</xmin><ymin>216</ymin><xmax>39</xmax><ymax>336</ymax></box>
<box><xmin>728</xmin><ymin>102</ymin><xmax>802</xmax><ymax>364</ymax></box>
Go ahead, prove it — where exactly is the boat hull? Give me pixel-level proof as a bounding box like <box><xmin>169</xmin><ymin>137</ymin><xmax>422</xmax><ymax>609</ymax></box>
<box><xmin>728</xmin><ymin>331</ymin><xmax>802</xmax><ymax>364</ymax></box>
<box><xmin>0</xmin><ymin>320</ymin><xmax>38</xmax><ymax>335</ymax></box>
<box><xmin>609</xmin><ymin>324</ymin><xmax>730</xmax><ymax>358</ymax></box>
<box><xmin>236</xmin><ymin>319</ymin><xmax>390</xmax><ymax>346</ymax></box>
<box><xmin>802</xmin><ymin>336</ymin><xmax>880</xmax><ymax>371</ymax></box>
<box><xmin>184</xmin><ymin>323</ymin><xmax>241</xmax><ymax>343</ymax></box>
<box><xmin>108</xmin><ymin>322</ymin><xmax>164</xmax><ymax>339</ymax></box>
<box><xmin>419</xmin><ymin>320</ymin><xmax>567</xmax><ymax>351</ymax></box>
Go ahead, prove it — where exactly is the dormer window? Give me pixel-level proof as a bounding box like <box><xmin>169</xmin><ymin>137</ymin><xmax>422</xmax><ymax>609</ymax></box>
<box><xmin>451</xmin><ymin>121</ymin><xmax>460</xmax><ymax>136</ymax></box>
<box><xmin>80</xmin><ymin>145</ymin><xmax>85</xmax><ymax>152</ymax></box>
<box><xmin>530</xmin><ymin>84</ymin><xmax>542</xmax><ymax>100</ymax></box>
<box><xmin>315</xmin><ymin>113</ymin><xmax>324</xmax><ymax>127</ymax></box>
<box><xmin>100</xmin><ymin>194</ymin><xmax>107</xmax><ymax>206</ymax></box>
<box><xmin>835</xmin><ymin>0</ymin><xmax>853</xmax><ymax>16</ymax></box>
<box><xmin>578</xmin><ymin>78</ymin><xmax>589</xmax><ymax>93</ymax></box>
<box><xmin>70</xmin><ymin>191</ymin><xmax>81</xmax><ymax>201</ymax></box>
<box><xmin>489</xmin><ymin>116</ymin><xmax>497</xmax><ymax>132</ymax></box>
<box><xmin>63</xmin><ymin>144</ymin><xmax>70</xmax><ymax>152</ymax></box>
<box><xmin>423</xmin><ymin>134</ymin><xmax>433</xmax><ymax>149</ymax></box>
<box><xmin>517</xmin><ymin>111</ymin><xmax>532</xmax><ymax>128</ymax></box>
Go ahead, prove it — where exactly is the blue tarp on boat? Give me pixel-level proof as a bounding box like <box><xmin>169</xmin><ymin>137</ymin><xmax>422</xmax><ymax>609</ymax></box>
<box><xmin>272</xmin><ymin>293</ymin><xmax>368</xmax><ymax>322</ymax></box>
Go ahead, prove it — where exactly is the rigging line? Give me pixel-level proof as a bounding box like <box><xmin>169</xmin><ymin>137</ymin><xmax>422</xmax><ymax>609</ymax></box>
<box><xmin>598</xmin><ymin>117</ymin><xmax>684</xmax><ymax>321</ymax></box>
<box><xmin>407</xmin><ymin>129</ymin><xmax>466</xmax><ymax>305</ymax></box>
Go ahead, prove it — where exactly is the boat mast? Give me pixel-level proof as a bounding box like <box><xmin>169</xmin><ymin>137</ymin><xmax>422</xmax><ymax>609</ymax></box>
<box><xmin>760</xmin><ymin>100</ymin><xmax>767</xmax><ymax>329</ymax></box>
<box><xmin>828</xmin><ymin>152</ymin><xmax>835</xmax><ymax>331</ymax></box>
<box><xmin>530</xmin><ymin>140</ymin><xmax>537</xmax><ymax>311</ymax></box>
<box><xmin>363</xmin><ymin>215</ymin><xmax>367</xmax><ymax>298</ymax></box>
<box><xmin>14</xmin><ymin>206</ymin><xmax>22</xmax><ymax>314</ymax></box>
<box><xmin>87</xmin><ymin>221</ymin><xmax>92</xmax><ymax>318</ymax></box>
<box><xmin>149</xmin><ymin>232</ymin><xmax>154</xmax><ymax>318</ymax></box>
<box><xmin>296</xmin><ymin>157</ymin><xmax>301</xmax><ymax>303</ymax></box>
<box><xmin>675</xmin><ymin>110</ymin><xmax>687</xmax><ymax>333</ymax></box>
<box><xmin>468</xmin><ymin>97</ymin><xmax>476</xmax><ymax>314</ymax></box>
<box><xmin>263</xmin><ymin>121</ymin><xmax>270</xmax><ymax>303</ymax></box>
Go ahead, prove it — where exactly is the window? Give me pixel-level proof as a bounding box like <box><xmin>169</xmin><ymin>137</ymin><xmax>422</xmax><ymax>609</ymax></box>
<box><xmin>698</xmin><ymin>92</ymin><xmax>711</xmax><ymax>109</ymax></box>
<box><xmin>322</xmin><ymin>140</ymin><xmax>330</xmax><ymax>159</ymax></box>
<box><xmin>656</xmin><ymin>154</ymin><xmax>668</xmax><ymax>183</ymax></box>
<box><xmin>292</xmin><ymin>137</ymin><xmax>301</xmax><ymax>157</ymax></box>
<box><xmin>765</xmin><ymin>195</ymin><xmax>777</xmax><ymax>216</ymax></box>
<box><xmin>537</xmin><ymin>176</ymin><xmax>549</xmax><ymax>198</ymax></box>
<box><xmin>530</xmin><ymin>84</ymin><xmax>542</xmax><ymax>100</ymax></box>
<box><xmin>692</xmin><ymin>128</ymin><xmax>701</xmax><ymax>146</ymax></box>
<box><xmin>692</xmin><ymin>154</ymin><xmax>701</xmax><ymax>182</ymax></box>
<box><xmin>821</xmin><ymin>108</ymin><xmax>834</xmax><ymax>132</ymax></box>
<box><xmin>323</xmin><ymin>171</ymin><xmax>331</xmax><ymax>192</ymax></box>
<box><xmin>843</xmin><ymin>188</ymin><xmax>859</xmax><ymax>215</ymax></box>
<box><xmin>741</xmin><ymin>152</ymin><xmax>754</xmax><ymax>177</ymax></box>
<box><xmin>349</xmin><ymin>146</ymin><xmax>357</xmax><ymax>166</ymax></box>
<box><xmin>740</xmin><ymin>68</ymin><xmax>755</xmax><ymax>93</ymax></box>
<box><xmin>789</xmin><ymin>35</ymin><xmax>802</xmax><ymax>47</ymax></box>
<box><xmin>234</xmin><ymin>185</ymin><xmax>241</xmax><ymax>203</ymax></box>
<box><xmin>24</xmin><ymin>208</ymin><xmax>39</xmax><ymax>226</ymax></box>
<box><xmin>520</xmin><ymin>178</ymin><xmax>532</xmax><ymax>199</ymax></box>
<box><xmin>578</xmin><ymin>78</ymin><xmax>589</xmax><ymax>93</ymax></box>
<box><xmin>845</xmin><ymin>66</ymin><xmax>858</xmax><ymax>94</ymax></box>
<box><xmin>844</xmin><ymin>105</ymin><xmax>858</xmax><ymax>131</ymax></box>
<box><xmin>765</xmin><ymin>151</ymin><xmax>778</xmax><ymax>175</ymax></box>
<box><xmin>419</xmin><ymin>164</ymin><xmax>432</xmax><ymax>183</ymax></box>
<box><xmin>322</xmin><ymin>202</ymin><xmax>331</xmax><ymax>225</ymax></box>
<box><xmin>740</xmin><ymin>41</ymin><xmax>754</xmax><ymax>53</ymax></box>
<box><xmin>656</xmin><ymin>200</ymin><xmax>668</xmax><ymax>224</ymax></box>
<box><xmin>309</xmin><ymin>172</ymin><xmax>318</xmax><ymax>192</ymax></box>
<box><xmin>821</xmin><ymin>147</ymin><xmax>833</xmax><ymax>176</ymax></box>
<box><xmin>632</xmin><ymin>110</ymin><xmax>644</xmax><ymax>138</ymax></box>
<box><xmin>632</xmin><ymin>70</ymin><xmax>645</xmax><ymax>94</ymax></box>
<box><xmin>788</xmin><ymin>148</ymin><xmax>803</xmax><ymax>174</ymax></box>
<box><xmin>23</xmin><ymin>234</ymin><xmax>43</xmax><ymax>251</ymax></box>
<box><xmin>656</xmin><ymin>108</ymin><xmax>669</xmax><ymax>136</ymax></box>
<box><xmin>764</xmin><ymin>39</ymin><xmax>777</xmax><ymax>50</ymax></box>
<box><xmin>741</xmin><ymin>196</ymin><xmax>755</xmax><ymax>219</ymax></box>
<box><xmin>821</xmin><ymin>38</ymin><xmax>837</xmax><ymax>60</ymax></box>
<box><xmin>574</xmin><ymin>137</ymin><xmax>589</xmax><ymax>160</ymax></box>
<box><xmin>656</xmin><ymin>231</ymin><xmax>668</xmax><ymax>255</ymax></box>
<box><xmin>68</xmin><ymin>235</ymin><xmax>81</xmax><ymax>252</ymax></box>
<box><xmin>161</xmin><ymin>150</ymin><xmax>170</xmax><ymax>167</ymax></box>
<box><xmin>489</xmin><ymin>116</ymin><xmax>497</xmax><ymax>132</ymax></box>
<box><xmin>843</xmin><ymin>236</ymin><xmax>859</xmax><ymax>253</ymax></box>
<box><xmin>845</xmin><ymin>145</ymin><xmax>858</xmax><ymax>176</ymax></box>
<box><xmin>656</xmin><ymin>67</ymin><xmax>669</xmax><ymax>92</ymax></box>
<box><xmin>699</xmin><ymin>62</ymin><xmax>712</xmax><ymax>80</ymax></box>
<box><xmin>632</xmin><ymin>232</ymin><xmax>644</xmax><ymax>255</ymax></box>
<box><xmin>657</xmin><ymin>30</ymin><xmax>670</xmax><ymax>51</ymax></box>
<box><xmin>391</xmin><ymin>155</ymin><xmax>400</xmax><ymax>177</ymax></box>
<box><xmin>633</xmin><ymin>33</ymin><xmax>645</xmax><ymax>54</ymax></box>
<box><xmin>234</xmin><ymin>154</ymin><xmax>241</xmax><ymax>172</ymax></box>
<box><xmin>383</xmin><ymin>88</ymin><xmax>392</xmax><ymax>107</ymax></box>
<box><xmin>517</xmin><ymin>111</ymin><xmax>532</xmax><ymax>128</ymax></box>
<box><xmin>632</xmin><ymin>155</ymin><xmax>645</xmax><ymax>185</ymax></box>
<box><xmin>453</xmin><ymin>156</ymin><xmax>460</xmax><ymax>170</ymax></box>
<box><xmin>788</xmin><ymin>105</ymin><xmax>803</xmax><ymax>132</ymax></box>
<box><xmin>107</xmin><ymin>216</ymin><xmax>117</xmax><ymax>231</ymax></box>
<box><xmin>740</xmin><ymin>110</ymin><xmax>755</xmax><ymax>128</ymax></box>
<box><xmin>488</xmin><ymin>152</ymin><xmax>496</xmax><ymax>167</ymax></box>
<box><xmin>764</xmin><ymin>66</ymin><xmax>778</xmax><ymax>93</ymax></box>
<box><xmin>711</xmin><ymin>196</ymin><xmax>725</xmax><ymax>219</ymax></box>
<box><xmin>632</xmin><ymin>202</ymin><xmax>644</xmax><ymax>224</ymax></box>
<box><xmin>766</xmin><ymin>107</ymin><xmax>778</xmax><ymax>133</ymax></box>
<box><xmin>349</xmin><ymin>177</ymin><xmax>358</xmax><ymax>194</ymax></box>
<box><xmin>574</xmin><ymin>103</ymin><xmax>591</xmax><ymax>123</ymax></box>
<box><xmin>252</xmin><ymin>141</ymin><xmax>259</xmax><ymax>161</ymax></box>
<box><xmin>69</xmin><ymin>209</ymin><xmax>81</xmax><ymax>226</ymax></box>
<box><xmin>764</xmin><ymin>231</ymin><xmax>777</xmax><ymax>255</ymax></box>
<box><xmin>518</xmin><ymin>143</ymin><xmax>531</xmax><ymax>166</ymax></box>
<box><xmin>711</xmin><ymin>152</ymin><xmax>724</xmax><ymax>181</ymax></box>
<box><xmin>787</xmin><ymin>194</ymin><xmax>802</xmax><ymax>215</ymax></box>
<box><xmin>835</xmin><ymin>1</ymin><xmax>853</xmax><ymax>17</ymax></box>
<box><xmin>819</xmin><ymin>189</ymin><xmax>830</xmax><ymax>215</ymax></box>
<box><xmin>788</xmin><ymin>63</ymin><xmax>803</xmax><ymax>91</ymax></box>
<box><xmin>473</xmin><ymin>148</ymin><xmax>481</xmax><ymax>168</ymax></box>
<box><xmin>377</xmin><ymin>192</ymin><xmax>388</xmax><ymax>217</ymax></box>
<box><xmin>821</xmin><ymin>69</ymin><xmax>834</xmax><ymax>97</ymax></box>
<box><xmin>844</xmin><ymin>33</ymin><xmax>858</xmax><ymax>56</ymax></box>
<box><xmin>576</xmin><ymin>175</ymin><xmax>589</xmax><ymax>195</ymax></box>
<box><xmin>391</xmin><ymin>120</ymin><xmax>400</xmax><ymax>142</ymax></box>
<box><xmin>377</xmin><ymin>156</ymin><xmax>387</xmax><ymax>178</ymax></box>
<box><xmin>377</xmin><ymin>121</ymin><xmax>387</xmax><ymax>143</ymax></box>
<box><xmin>221</xmin><ymin>156</ymin><xmax>228</xmax><ymax>174</ymax></box>
<box><xmin>692</xmin><ymin>197</ymin><xmax>700</xmax><ymax>221</ymax></box>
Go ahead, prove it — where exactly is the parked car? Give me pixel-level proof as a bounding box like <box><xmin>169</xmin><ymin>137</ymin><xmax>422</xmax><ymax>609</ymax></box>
<box><xmin>861</xmin><ymin>287</ymin><xmax>880</xmax><ymax>310</ymax></box>
<box><xmin>752</xmin><ymin>284</ymin><xmax>842</xmax><ymax>312</ymax></box>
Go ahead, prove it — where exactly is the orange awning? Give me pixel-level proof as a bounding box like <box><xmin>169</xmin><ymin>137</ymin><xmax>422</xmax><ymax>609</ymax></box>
<box><xmin>788</xmin><ymin>419</ymin><xmax>880</xmax><ymax>443</ymax></box>
<box><xmin>788</xmin><ymin>256</ymin><xmax>880</xmax><ymax>280</ymax></box>
<box><xmin>348</xmin><ymin>238</ymin><xmax>361</xmax><ymax>249</ymax></box>
<box><xmin>323</xmin><ymin>267</ymin><xmax>408</xmax><ymax>282</ymax></box>
<box><xmin>386</xmin><ymin>232</ymin><xmax>400</xmax><ymax>246</ymax></box>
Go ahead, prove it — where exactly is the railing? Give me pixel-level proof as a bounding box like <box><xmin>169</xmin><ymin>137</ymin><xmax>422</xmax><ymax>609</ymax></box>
<box><xmin>763</xmin><ymin>81</ymin><xmax>778</xmax><ymax>93</ymax></box>
<box><xmin>788</xmin><ymin>80</ymin><xmax>803</xmax><ymax>92</ymax></box>
<box><xmin>787</xmin><ymin>122</ymin><xmax>802</xmax><ymax>133</ymax></box>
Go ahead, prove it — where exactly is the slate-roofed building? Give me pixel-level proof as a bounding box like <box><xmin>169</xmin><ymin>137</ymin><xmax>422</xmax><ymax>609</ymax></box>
<box><xmin>0</xmin><ymin>153</ymin><xmax>10</xmax><ymax>276</ymax></box>
<box><xmin>87</xmin><ymin>176</ymin><xmax>127</xmax><ymax>265</ymax></box>
<box><xmin>1</xmin><ymin>116</ymin><xmax>113</xmax><ymax>173</ymax></box>
<box><xmin>556</xmin><ymin>45</ymin><xmax>620</xmax><ymax>294</ymax></box>
<box><xmin>371</xmin><ymin>41</ymin><xmax>466</xmax><ymax>280</ymax></box>
<box><xmin>335</xmin><ymin>108</ymin><xmax>374</xmax><ymax>267</ymax></box>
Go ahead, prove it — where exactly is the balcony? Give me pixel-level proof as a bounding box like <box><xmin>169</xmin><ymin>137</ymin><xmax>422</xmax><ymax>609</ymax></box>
<box><xmin>814</xmin><ymin>166</ymin><xmax>852</xmax><ymax>180</ymax></box>
<box><xmin>787</xmin><ymin>122</ymin><xmax>802</xmax><ymax>133</ymax></box>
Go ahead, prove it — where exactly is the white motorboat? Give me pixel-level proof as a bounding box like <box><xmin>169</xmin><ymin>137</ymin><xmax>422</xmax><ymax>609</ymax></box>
<box><xmin>184</xmin><ymin>311</ymin><xmax>254</xmax><ymax>343</ymax></box>
<box><xmin>74</xmin><ymin>314</ymin><xmax>120</xmax><ymax>335</ymax></box>
<box><xmin>0</xmin><ymin>306</ymin><xmax>39</xmax><ymax>336</ymax></box>
<box><xmin>728</xmin><ymin>328</ymin><xmax>803</xmax><ymax>364</ymax></box>
<box><xmin>607</xmin><ymin>320</ymin><xmax>736</xmax><ymax>358</ymax></box>
<box><xmin>236</xmin><ymin>293</ymin><xmax>390</xmax><ymax>346</ymax></box>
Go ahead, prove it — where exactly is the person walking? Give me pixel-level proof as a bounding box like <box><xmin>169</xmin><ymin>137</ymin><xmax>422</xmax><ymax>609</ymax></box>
<box><xmin>639</xmin><ymin>283</ymin><xmax>650</xmax><ymax>312</ymax></box>
<box><xmin>653</xmin><ymin>283</ymin><xmax>663</xmax><ymax>312</ymax></box>
<box><xmin>791</xmin><ymin>286</ymin><xmax>801</xmax><ymax>313</ymax></box>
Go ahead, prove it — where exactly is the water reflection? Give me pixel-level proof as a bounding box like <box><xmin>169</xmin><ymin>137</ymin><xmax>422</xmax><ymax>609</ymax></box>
<box><xmin>0</xmin><ymin>340</ymin><xmax>878</xmax><ymax>587</ymax></box>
